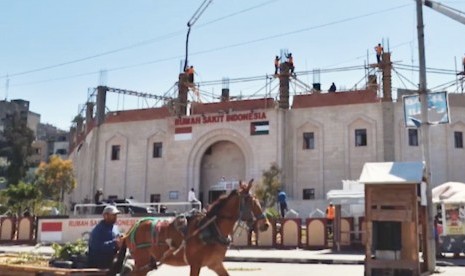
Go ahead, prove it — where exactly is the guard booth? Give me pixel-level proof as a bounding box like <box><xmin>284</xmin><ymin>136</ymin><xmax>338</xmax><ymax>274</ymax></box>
<box><xmin>359</xmin><ymin>162</ymin><xmax>430</xmax><ymax>276</ymax></box>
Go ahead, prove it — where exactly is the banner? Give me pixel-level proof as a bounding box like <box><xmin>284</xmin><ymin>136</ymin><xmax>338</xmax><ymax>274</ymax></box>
<box><xmin>444</xmin><ymin>204</ymin><xmax>465</xmax><ymax>235</ymax></box>
<box><xmin>403</xmin><ymin>91</ymin><xmax>449</xmax><ymax>127</ymax></box>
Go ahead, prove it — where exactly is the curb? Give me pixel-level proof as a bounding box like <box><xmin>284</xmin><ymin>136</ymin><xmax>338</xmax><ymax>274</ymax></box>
<box><xmin>225</xmin><ymin>256</ymin><xmax>365</xmax><ymax>265</ymax></box>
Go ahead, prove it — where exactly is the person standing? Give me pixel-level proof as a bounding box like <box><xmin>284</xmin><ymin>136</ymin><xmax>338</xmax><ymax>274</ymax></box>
<box><xmin>462</xmin><ymin>55</ymin><xmax>465</xmax><ymax>72</ymax></box>
<box><xmin>88</xmin><ymin>205</ymin><xmax>121</xmax><ymax>269</ymax></box>
<box><xmin>274</xmin><ymin>56</ymin><xmax>280</xmax><ymax>75</ymax></box>
<box><xmin>326</xmin><ymin>202</ymin><xmax>335</xmax><ymax>235</ymax></box>
<box><xmin>94</xmin><ymin>189</ymin><xmax>103</xmax><ymax>204</ymax></box>
<box><xmin>286</xmin><ymin>53</ymin><xmax>294</xmax><ymax>75</ymax></box>
<box><xmin>187</xmin><ymin>66</ymin><xmax>195</xmax><ymax>83</ymax></box>
<box><xmin>188</xmin><ymin>188</ymin><xmax>200</xmax><ymax>210</ymax></box>
<box><xmin>277</xmin><ymin>189</ymin><xmax>288</xmax><ymax>218</ymax></box>
<box><xmin>374</xmin><ymin>43</ymin><xmax>384</xmax><ymax>64</ymax></box>
<box><xmin>329</xmin><ymin>82</ymin><xmax>337</xmax><ymax>92</ymax></box>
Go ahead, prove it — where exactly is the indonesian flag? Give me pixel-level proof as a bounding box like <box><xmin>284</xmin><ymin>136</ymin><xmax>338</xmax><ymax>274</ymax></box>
<box><xmin>174</xmin><ymin>127</ymin><xmax>192</xmax><ymax>141</ymax></box>
<box><xmin>40</xmin><ymin>221</ymin><xmax>63</xmax><ymax>242</ymax></box>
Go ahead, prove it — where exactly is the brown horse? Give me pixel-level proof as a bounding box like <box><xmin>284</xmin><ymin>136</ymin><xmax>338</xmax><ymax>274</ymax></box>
<box><xmin>109</xmin><ymin>179</ymin><xmax>270</xmax><ymax>276</ymax></box>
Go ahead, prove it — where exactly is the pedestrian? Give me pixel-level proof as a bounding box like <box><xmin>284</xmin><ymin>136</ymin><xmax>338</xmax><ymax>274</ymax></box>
<box><xmin>326</xmin><ymin>202</ymin><xmax>335</xmax><ymax>235</ymax></box>
<box><xmin>187</xmin><ymin>65</ymin><xmax>195</xmax><ymax>83</ymax></box>
<box><xmin>274</xmin><ymin>55</ymin><xmax>280</xmax><ymax>75</ymax></box>
<box><xmin>374</xmin><ymin>43</ymin><xmax>384</xmax><ymax>64</ymax></box>
<box><xmin>87</xmin><ymin>205</ymin><xmax>122</xmax><ymax>269</ymax></box>
<box><xmin>329</xmin><ymin>82</ymin><xmax>337</xmax><ymax>92</ymax></box>
<box><xmin>286</xmin><ymin>53</ymin><xmax>295</xmax><ymax>75</ymax></box>
<box><xmin>188</xmin><ymin>188</ymin><xmax>200</xmax><ymax>210</ymax></box>
<box><xmin>94</xmin><ymin>188</ymin><xmax>103</xmax><ymax>204</ymax></box>
<box><xmin>277</xmin><ymin>189</ymin><xmax>288</xmax><ymax>218</ymax></box>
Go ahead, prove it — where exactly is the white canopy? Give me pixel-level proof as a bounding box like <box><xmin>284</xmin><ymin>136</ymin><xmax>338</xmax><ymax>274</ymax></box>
<box><xmin>432</xmin><ymin>182</ymin><xmax>465</xmax><ymax>204</ymax></box>
<box><xmin>358</xmin><ymin>162</ymin><xmax>424</xmax><ymax>184</ymax></box>
<box><xmin>326</xmin><ymin>189</ymin><xmax>364</xmax><ymax>205</ymax></box>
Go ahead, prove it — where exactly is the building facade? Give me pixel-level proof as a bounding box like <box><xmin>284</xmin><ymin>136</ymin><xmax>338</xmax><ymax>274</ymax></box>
<box><xmin>68</xmin><ymin>62</ymin><xmax>465</xmax><ymax>216</ymax></box>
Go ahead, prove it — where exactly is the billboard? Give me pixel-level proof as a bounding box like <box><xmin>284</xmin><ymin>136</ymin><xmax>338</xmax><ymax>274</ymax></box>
<box><xmin>403</xmin><ymin>91</ymin><xmax>450</xmax><ymax>127</ymax></box>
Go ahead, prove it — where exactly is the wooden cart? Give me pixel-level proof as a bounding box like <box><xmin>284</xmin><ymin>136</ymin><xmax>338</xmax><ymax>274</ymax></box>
<box><xmin>0</xmin><ymin>263</ymin><xmax>107</xmax><ymax>276</ymax></box>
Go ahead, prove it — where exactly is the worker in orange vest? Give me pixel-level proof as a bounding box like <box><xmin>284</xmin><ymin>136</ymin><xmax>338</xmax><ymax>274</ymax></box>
<box><xmin>462</xmin><ymin>55</ymin><xmax>465</xmax><ymax>72</ymax></box>
<box><xmin>187</xmin><ymin>66</ymin><xmax>195</xmax><ymax>83</ymax></box>
<box><xmin>374</xmin><ymin>43</ymin><xmax>384</xmax><ymax>64</ymax></box>
<box><xmin>286</xmin><ymin>53</ymin><xmax>294</xmax><ymax>75</ymax></box>
<box><xmin>274</xmin><ymin>56</ymin><xmax>280</xmax><ymax>75</ymax></box>
<box><xmin>326</xmin><ymin>202</ymin><xmax>335</xmax><ymax>235</ymax></box>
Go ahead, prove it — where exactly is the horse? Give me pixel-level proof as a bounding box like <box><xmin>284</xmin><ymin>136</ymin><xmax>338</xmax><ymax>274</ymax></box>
<box><xmin>109</xmin><ymin>179</ymin><xmax>270</xmax><ymax>276</ymax></box>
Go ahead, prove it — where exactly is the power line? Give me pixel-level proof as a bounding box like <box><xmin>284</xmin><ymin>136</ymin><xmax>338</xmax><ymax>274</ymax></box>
<box><xmin>0</xmin><ymin>0</ymin><xmax>279</xmax><ymax>80</ymax></box>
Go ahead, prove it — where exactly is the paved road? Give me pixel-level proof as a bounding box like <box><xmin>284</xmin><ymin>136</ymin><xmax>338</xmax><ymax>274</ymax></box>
<box><xmin>148</xmin><ymin>262</ymin><xmax>464</xmax><ymax>276</ymax></box>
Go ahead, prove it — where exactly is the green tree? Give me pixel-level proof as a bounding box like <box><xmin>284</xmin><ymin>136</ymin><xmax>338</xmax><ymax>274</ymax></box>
<box><xmin>35</xmin><ymin>155</ymin><xmax>77</xmax><ymax>202</ymax></box>
<box><xmin>255</xmin><ymin>163</ymin><xmax>282</xmax><ymax>208</ymax></box>
<box><xmin>0</xmin><ymin>113</ymin><xmax>34</xmax><ymax>185</ymax></box>
<box><xmin>1</xmin><ymin>181</ymin><xmax>41</xmax><ymax>215</ymax></box>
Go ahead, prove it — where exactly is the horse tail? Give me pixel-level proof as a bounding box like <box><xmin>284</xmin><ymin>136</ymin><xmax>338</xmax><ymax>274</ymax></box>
<box><xmin>107</xmin><ymin>235</ymin><xmax>127</xmax><ymax>276</ymax></box>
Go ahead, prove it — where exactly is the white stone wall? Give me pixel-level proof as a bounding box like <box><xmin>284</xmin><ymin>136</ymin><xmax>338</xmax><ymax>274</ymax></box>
<box><xmin>69</xmin><ymin>98</ymin><xmax>465</xmax><ymax>217</ymax></box>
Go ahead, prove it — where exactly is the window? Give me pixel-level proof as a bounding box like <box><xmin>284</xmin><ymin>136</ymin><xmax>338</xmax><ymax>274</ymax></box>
<box><xmin>150</xmin><ymin>194</ymin><xmax>161</xmax><ymax>203</ymax></box>
<box><xmin>303</xmin><ymin>188</ymin><xmax>315</xmax><ymax>200</ymax></box>
<box><xmin>303</xmin><ymin>132</ymin><xmax>315</xmax><ymax>149</ymax></box>
<box><xmin>111</xmin><ymin>145</ymin><xmax>121</xmax><ymax>160</ymax></box>
<box><xmin>169</xmin><ymin>191</ymin><xmax>179</xmax><ymax>200</ymax></box>
<box><xmin>355</xmin><ymin>129</ymin><xmax>367</xmax><ymax>147</ymax></box>
<box><xmin>34</xmin><ymin>148</ymin><xmax>41</xmax><ymax>154</ymax></box>
<box><xmin>408</xmin><ymin>129</ymin><xmax>419</xmax><ymax>146</ymax></box>
<box><xmin>455</xmin><ymin>131</ymin><xmax>463</xmax><ymax>148</ymax></box>
<box><xmin>153</xmin><ymin>142</ymin><xmax>163</xmax><ymax>158</ymax></box>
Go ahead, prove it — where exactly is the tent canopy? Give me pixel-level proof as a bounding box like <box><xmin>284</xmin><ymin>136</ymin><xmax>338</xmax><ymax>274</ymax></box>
<box><xmin>432</xmin><ymin>182</ymin><xmax>465</xmax><ymax>204</ymax></box>
<box><xmin>359</xmin><ymin>162</ymin><xmax>424</xmax><ymax>184</ymax></box>
<box><xmin>326</xmin><ymin>189</ymin><xmax>364</xmax><ymax>205</ymax></box>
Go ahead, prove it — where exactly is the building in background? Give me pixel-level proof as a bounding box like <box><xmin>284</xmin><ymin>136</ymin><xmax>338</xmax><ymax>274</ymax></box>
<box><xmin>68</xmin><ymin>52</ymin><xmax>465</xmax><ymax>216</ymax></box>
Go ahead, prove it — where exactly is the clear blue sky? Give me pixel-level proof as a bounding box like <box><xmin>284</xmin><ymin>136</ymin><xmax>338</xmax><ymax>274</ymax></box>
<box><xmin>1</xmin><ymin>0</ymin><xmax>465</xmax><ymax>130</ymax></box>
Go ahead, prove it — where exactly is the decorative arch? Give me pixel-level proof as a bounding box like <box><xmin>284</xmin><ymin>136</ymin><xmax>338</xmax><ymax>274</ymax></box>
<box><xmin>186</xmin><ymin>128</ymin><xmax>254</xmax><ymax>195</ymax></box>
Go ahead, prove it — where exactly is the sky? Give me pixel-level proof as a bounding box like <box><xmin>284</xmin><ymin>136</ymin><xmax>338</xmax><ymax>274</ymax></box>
<box><xmin>1</xmin><ymin>0</ymin><xmax>465</xmax><ymax>130</ymax></box>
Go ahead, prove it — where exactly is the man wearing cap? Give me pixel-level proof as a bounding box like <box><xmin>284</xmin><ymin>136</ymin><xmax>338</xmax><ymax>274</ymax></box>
<box><xmin>87</xmin><ymin>205</ymin><xmax>121</xmax><ymax>269</ymax></box>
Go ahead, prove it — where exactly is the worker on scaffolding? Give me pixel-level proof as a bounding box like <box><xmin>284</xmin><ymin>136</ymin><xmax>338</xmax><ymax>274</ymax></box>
<box><xmin>462</xmin><ymin>54</ymin><xmax>465</xmax><ymax>72</ymax></box>
<box><xmin>186</xmin><ymin>65</ymin><xmax>195</xmax><ymax>83</ymax></box>
<box><xmin>274</xmin><ymin>55</ymin><xmax>280</xmax><ymax>75</ymax></box>
<box><xmin>286</xmin><ymin>53</ymin><xmax>294</xmax><ymax>75</ymax></box>
<box><xmin>374</xmin><ymin>43</ymin><xmax>384</xmax><ymax>64</ymax></box>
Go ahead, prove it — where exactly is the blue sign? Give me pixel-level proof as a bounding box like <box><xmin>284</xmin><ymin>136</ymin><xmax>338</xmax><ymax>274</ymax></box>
<box><xmin>403</xmin><ymin>91</ymin><xmax>450</xmax><ymax>127</ymax></box>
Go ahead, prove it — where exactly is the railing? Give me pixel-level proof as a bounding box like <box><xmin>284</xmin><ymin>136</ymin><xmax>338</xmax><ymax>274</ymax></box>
<box><xmin>72</xmin><ymin>201</ymin><xmax>202</xmax><ymax>216</ymax></box>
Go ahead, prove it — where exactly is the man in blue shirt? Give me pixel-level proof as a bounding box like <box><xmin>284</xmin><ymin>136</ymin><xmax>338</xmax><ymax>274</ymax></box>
<box><xmin>277</xmin><ymin>190</ymin><xmax>288</xmax><ymax>218</ymax></box>
<box><xmin>88</xmin><ymin>205</ymin><xmax>121</xmax><ymax>269</ymax></box>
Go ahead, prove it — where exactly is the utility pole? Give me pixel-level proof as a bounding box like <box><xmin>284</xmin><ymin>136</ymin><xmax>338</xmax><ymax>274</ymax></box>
<box><xmin>415</xmin><ymin>0</ymin><xmax>436</xmax><ymax>272</ymax></box>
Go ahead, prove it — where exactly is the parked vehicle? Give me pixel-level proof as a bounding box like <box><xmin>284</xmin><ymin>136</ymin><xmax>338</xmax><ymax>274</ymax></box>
<box><xmin>96</xmin><ymin>198</ymin><xmax>155</xmax><ymax>214</ymax></box>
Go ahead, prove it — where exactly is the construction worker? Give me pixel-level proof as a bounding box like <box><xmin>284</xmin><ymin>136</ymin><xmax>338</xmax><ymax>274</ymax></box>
<box><xmin>286</xmin><ymin>53</ymin><xmax>294</xmax><ymax>75</ymax></box>
<box><xmin>375</xmin><ymin>43</ymin><xmax>384</xmax><ymax>64</ymax></box>
<box><xmin>325</xmin><ymin>202</ymin><xmax>335</xmax><ymax>235</ymax></box>
<box><xmin>462</xmin><ymin>55</ymin><xmax>465</xmax><ymax>72</ymax></box>
<box><xmin>187</xmin><ymin>66</ymin><xmax>195</xmax><ymax>83</ymax></box>
<box><xmin>274</xmin><ymin>56</ymin><xmax>280</xmax><ymax>75</ymax></box>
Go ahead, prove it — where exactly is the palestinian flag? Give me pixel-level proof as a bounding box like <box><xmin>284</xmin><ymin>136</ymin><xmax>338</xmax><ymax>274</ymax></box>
<box><xmin>250</xmin><ymin>121</ymin><xmax>269</xmax><ymax>135</ymax></box>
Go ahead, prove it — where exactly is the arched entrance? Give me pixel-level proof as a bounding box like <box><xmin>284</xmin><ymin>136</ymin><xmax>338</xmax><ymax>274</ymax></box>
<box><xmin>199</xmin><ymin>141</ymin><xmax>245</xmax><ymax>205</ymax></box>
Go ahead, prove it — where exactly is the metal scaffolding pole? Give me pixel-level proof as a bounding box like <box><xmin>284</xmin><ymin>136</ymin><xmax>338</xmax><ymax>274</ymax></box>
<box><xmin>415</xmin><ymin>0</ymin><xmax>436</xmax><ymax>272</ymax></box>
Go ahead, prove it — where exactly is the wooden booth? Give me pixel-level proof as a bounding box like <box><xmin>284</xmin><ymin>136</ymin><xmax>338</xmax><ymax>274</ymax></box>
<box><xmin>359</xmin><ymin>162</ymin><xmax>430</xmax><ymax>276</ymax></box>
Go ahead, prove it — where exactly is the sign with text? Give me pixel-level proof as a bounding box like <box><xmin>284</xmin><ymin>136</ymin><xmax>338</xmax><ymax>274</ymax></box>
<box><xmin>37</xmin><ymin>216</ymin><xmax>174</xmax><ymax>244</ymax></box>
<box><xmin>403</xmin><ymin>91</ymin><xmax>449</xmax><ymax>127</ymax></box>
<box><xmin>175</xmin><ymin>111</ymin><xmax>267</xmax><ymax>126</ymax></box>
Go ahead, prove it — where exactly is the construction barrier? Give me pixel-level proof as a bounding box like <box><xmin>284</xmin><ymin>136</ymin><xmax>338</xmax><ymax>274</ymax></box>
<box><xmin>255</xmin><ymin>219</ymin><xmax>277</xmax><ymax>248</ymax></box>
<box><xmin>0</xmin><ymin>215</ymin><xmax>364</xmax><ymax>251</ymax></box>
<box><xmin>305</xmin><ymin>218</ymin><xmax>327</xmax><ymax>249</ymax></box>
<box><xmin>279</xmin><ymin>218</ymin><xmax>301</xmax><ymax>248</ymax></box>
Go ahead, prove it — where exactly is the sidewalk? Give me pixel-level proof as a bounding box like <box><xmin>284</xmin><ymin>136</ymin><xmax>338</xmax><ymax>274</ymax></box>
<box><xmin>0</xmin><ymin>244</ymin><xmax>464</xmax><ymax>267</ymax></box>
